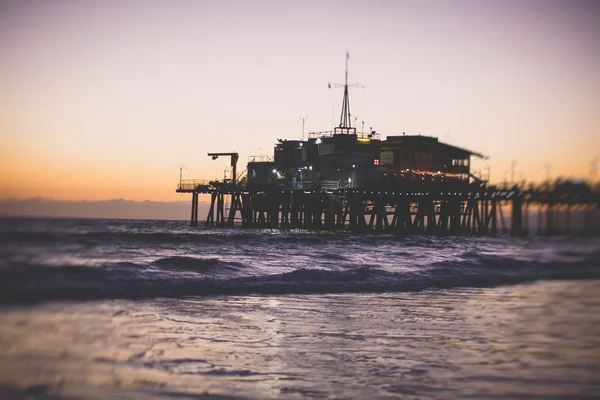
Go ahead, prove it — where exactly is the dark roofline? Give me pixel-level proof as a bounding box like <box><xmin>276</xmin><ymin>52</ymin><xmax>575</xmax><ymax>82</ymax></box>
<box><xmin>438</xmin><ymin>141</ymin><xmax>488</xmax><ymax>159</ymax></box>
<box><xmin>384</xmin><ymin>134</ymin><xmax>488</xmax><ymax>159</ymax></box>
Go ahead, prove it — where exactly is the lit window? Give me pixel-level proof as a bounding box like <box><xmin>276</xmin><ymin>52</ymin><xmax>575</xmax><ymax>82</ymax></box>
<box><xmin>464</xmin><ymin>159</ymin><xmax>469</xmax><ymax>166</ymax></box>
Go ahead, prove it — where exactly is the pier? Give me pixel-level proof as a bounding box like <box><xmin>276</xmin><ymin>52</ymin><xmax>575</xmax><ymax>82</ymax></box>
<box><xmin>176</xmin><ymin>181</ymin><xmax>600</xmax><ymax>236</ymax></box>
<box><xmin>175</xmin><ymin>55</ymin><xmax>599</xmax><ymax>236</ymax></box>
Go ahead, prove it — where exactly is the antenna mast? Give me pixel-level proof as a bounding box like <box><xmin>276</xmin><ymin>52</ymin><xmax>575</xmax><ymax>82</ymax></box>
<box><xmin>340</xmin><ymin>51</ymin><xmax>351</xmax><ymax>129</ymax></box>
<box><xmin>329</xmin><ymin>51</ymin><xmax>362</xmax><ymax>134</ymax></box>
<box><xmin>299</xmin><ymin>115</ymin><xmax>308</xmax><ymax>141</ymax></box>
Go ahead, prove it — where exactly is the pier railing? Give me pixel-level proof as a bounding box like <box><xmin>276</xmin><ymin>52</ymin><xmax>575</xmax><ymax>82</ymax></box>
<box><xmin>308</xmin><ymin>130</ymin><xmax>381</xmax><ymax>140</ymax></box>
<box><xmin>177</xmin><ymin>179</ymin><xmax>211</xmax><ymax>192</ymax></box>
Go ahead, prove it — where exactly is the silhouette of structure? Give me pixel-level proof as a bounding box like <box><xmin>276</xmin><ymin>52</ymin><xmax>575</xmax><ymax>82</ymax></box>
<box><xmin>177</xmin><ymin>56</ymin><xmax>599</xmax><ymax>235</ymax></box>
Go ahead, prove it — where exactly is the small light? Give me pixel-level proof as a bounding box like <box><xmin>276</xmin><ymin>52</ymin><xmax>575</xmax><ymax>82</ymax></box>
<box><xmin>272</xmin><ymin>169</ymin><xmax>277</xmax><ymax>174</ymax></box>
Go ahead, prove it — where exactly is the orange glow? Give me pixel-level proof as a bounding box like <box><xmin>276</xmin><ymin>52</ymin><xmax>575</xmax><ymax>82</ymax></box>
<box><xmin>1</xmin><ymin>1</ymin><xmax>598</xmax><ymax>203</ymax></box>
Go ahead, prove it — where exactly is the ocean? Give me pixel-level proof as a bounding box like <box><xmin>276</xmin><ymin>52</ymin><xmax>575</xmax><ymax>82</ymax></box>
<box><xmin>0</xmin><ymin>217</ymin><xmax>599</xmax><ymax>399</ymax></box>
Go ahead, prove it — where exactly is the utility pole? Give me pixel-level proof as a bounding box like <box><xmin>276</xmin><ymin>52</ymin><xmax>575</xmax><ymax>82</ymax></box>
<box><xmin>484</xmin><ymin>165</ymin><xmax>491</xmax><ymax>182</ymax></box>
<box><xmin>179</xmin><ymin>165</ymin><xmax>187</xmax><ymax>189</ymax></box>
<box><xmin>299</xmin><ymin>115</ymin><xmax>308</xmax><ymax>141</ymax></box>
<box><xmin>511</xmin><ymin>160</ymin><xmax>518</xmax><ymax>186</ymax></box>
<box><xmin>543</xmin><ymin>163</ymin><xmax>551</xmax><ymax>183</ymax></box>
<box><xmin>591</xmin><ymin>157</ymin><xmax>599</xmax><ymax>183</ymax></box>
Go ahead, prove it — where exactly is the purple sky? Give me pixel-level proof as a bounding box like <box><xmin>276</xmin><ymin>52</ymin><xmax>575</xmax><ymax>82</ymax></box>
<box><xmin>1</xmin><ymin>0</ymin><xmax>599</xmax><ymax>201</ymax></box>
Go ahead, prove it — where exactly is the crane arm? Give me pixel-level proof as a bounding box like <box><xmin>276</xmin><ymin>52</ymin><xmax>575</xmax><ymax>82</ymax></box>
<box><xmin>207</xmin><ymin>152</ymin><xmax>239</xmax><ymax>183</ymax></box>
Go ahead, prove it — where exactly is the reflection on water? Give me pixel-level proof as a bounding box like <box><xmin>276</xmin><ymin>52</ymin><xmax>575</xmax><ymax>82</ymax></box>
<box><xmin>1</xmin><ymin>280</ymin><xmax>599</xmax><ymax>399</ymax></box>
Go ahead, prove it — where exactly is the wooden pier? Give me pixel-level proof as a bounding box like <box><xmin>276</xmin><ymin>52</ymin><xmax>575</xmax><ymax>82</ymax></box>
<box><xmin>177</xmin><ymin>181</ymin><xmax>600</xmax><ymax>236</ymax></box>
<box><xmin>175</xmin><ymin>57</ymin><xmax>600</xmax><ymax>236</ymax></box>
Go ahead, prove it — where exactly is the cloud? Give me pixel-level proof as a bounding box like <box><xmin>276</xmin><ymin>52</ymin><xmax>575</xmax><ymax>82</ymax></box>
<box><xmin>0</xmin><ymin>198</ymin><xmax>209</xmax><ymax>221</ymax></box>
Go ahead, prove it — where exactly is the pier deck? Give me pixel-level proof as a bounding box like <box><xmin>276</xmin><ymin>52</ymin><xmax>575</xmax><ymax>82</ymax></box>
<box><xmin>177</xmin><ymin>180</ymin><xmax>600</xmax><ymax>236</ymax></box>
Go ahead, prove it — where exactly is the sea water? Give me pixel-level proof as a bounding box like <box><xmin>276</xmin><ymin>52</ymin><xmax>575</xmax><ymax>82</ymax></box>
<box><xmin>0</xmin><ymin>218</ymin><xmax>599</xmax><ymax>399</ymax></box>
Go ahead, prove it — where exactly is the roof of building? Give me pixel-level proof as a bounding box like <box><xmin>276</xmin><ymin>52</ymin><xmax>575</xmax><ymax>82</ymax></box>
<box><xmin>384</xmin><ymin>135</ymin><xmax>487</xmax><ymax>159</ymax></box>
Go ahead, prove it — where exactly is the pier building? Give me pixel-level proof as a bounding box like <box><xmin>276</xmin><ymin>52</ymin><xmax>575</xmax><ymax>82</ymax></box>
<box><xmin>176</xmin><ymin>56</ymin><xmax>599</xmax><ymax>236</ymax></box>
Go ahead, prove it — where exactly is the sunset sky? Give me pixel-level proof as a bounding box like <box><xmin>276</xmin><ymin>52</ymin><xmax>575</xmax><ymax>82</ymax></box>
<box><xmin>1</xmin><ymin>0</ymin><xmax>599</xmax><ymax>202</ymax></box>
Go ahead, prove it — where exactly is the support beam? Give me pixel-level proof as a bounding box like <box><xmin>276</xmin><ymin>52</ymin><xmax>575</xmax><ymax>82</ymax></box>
<box><xmin>190</xmin><ymin>192</ymin><xmax>198</xmax><ymax>227</ymax></box>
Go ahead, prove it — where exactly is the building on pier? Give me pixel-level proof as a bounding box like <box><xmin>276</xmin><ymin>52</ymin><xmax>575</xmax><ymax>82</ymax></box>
<box><xmin>272</xmin><ymin>130</ymin><xmax>382</xmax><ymax>190</ymax></box>
<box><xmin>267</xmin><ymin>133</ymin><xmax>487</xmax><ymax>192</ymax></box>
<box><xmin>240</xmin><ymin>53</ymin><xmax>487</xmax><ymax>193</ymax></box>
<box><xmin>176</xmin><ymin>54</ymin><xmax>599</xmax><ymax>235</ymax></box>
<box><xmin>380</xmin><ymin>135</ymin><xmax>486</xmax><ymax>184</ymax></box>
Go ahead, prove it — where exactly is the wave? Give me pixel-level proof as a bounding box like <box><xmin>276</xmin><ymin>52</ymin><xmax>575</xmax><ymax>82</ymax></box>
<box><xmin>0</xmin><ymin>229</ymin><xmax>362</xmax><ymax>248</ymax></box>
<box><xmin>0</xmin><ymin>229</ymin><xmax>498</xmax><ymax>247</ymax></box>
<box><xmin>0</xmin><ymin>230</ymin><xmax>265</xmax><ymax>246</ymax></box>
<box><xmin>5</xmin><ymin>228</ymin><xmax>600</xmax><ymax>254</ymax></box>
<box><xmin>151</xmin><ymin>256</ymin><xmax>246</xmax><ymax>274</ymax></box>
<box><xmin>1</xmin><ymin>256</ymin><xmax>599</xmax><ymax>304</ymax></box>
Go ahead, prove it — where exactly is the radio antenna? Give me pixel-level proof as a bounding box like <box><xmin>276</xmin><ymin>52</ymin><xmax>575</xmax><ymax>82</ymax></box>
<box><xmin>299</xmin><ymin>115</ymin><xmax>308</xmax><ymax>141</ymax></box>
<box><xmin>328</xmin><ymin>51</ymin><xmax>363</xmax><ymax>134</ymax></box>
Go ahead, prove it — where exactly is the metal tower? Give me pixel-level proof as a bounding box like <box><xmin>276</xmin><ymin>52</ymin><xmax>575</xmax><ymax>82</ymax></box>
<box><xmin>329</xmin><ymin>52</ymin><xmax>361</xmax><ymax>134</ymax></box>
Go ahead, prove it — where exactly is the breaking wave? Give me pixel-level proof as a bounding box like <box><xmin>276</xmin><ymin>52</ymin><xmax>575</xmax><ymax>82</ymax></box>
<box><xmin>1</xmin><ymin>256</ymin><xmax>598</xmax><ymax>304</ymax></box>
<box><xmin>151</xmin><ymin>256</ymin><xmax>246</xmax><ymax>274</ymax></box>
<box><xmin>1</xmin><ymin>218</ymin><xmax>599</xmax><ymax>304</ymax></box>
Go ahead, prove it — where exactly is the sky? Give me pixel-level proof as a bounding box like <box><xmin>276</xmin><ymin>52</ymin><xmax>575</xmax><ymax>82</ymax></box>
<box><xmin>1</xmin><ymin>0</ymin><xmax>599</xmax><ymax>202</ymax></box>
<box><xmin>0</xmin><ymin>198</ymin><xmax>203</xmax><ymax>220</ymax></box>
